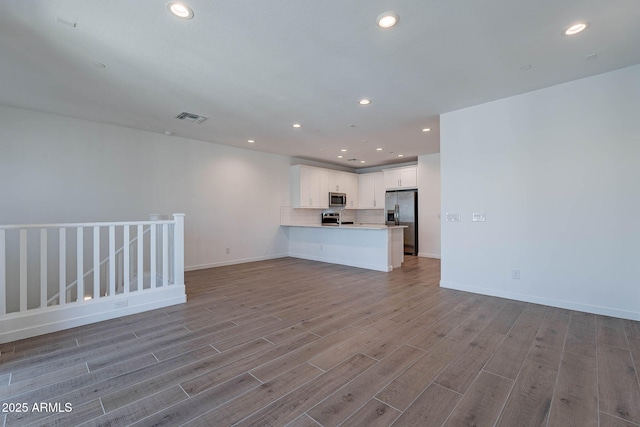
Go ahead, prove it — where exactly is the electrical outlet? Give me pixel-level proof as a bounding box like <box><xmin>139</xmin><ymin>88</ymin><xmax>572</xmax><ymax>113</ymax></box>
<box><xmin>472</xmin><ymin>212</ymin><xmax>486</xmax><ymax>222</ymax></box>
<box><xmin>114</xmin><ymin>299</ymin><xmax>128</xmax><ymax>309</ymax></box>
<box><xmin>446</xmin><ymin>213</ymin><xmax>461</xmax><ymax>222</ymax></box>
<box><xmin>225</xmin><ymin>247</ymin><xmax>230</xmax><ymax>254</ymax></box>
<box><xmin>512</xmin><ymin>269</ymin><xmax>520</xmax><ymax>280</ymax></box>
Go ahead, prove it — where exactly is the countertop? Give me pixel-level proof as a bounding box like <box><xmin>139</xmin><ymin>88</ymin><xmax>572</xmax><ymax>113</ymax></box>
<box><xmin>281</xmin><ymin>223</ymin><xmax>407</xmax><ymax>230</ymax></box>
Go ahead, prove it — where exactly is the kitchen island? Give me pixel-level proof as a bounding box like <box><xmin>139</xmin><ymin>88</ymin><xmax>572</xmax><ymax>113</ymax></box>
<box><xmin>281</xmin><ymin>224</ymin><xmax>406</xmax><ymax>272</ymax></box>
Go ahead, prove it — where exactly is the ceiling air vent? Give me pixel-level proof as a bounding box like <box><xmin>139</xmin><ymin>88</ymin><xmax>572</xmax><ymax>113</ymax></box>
<box><xmin>175</xmin><ymin>112</ymin><xmax>209</xmax><ymax>124</ymax></box>
<box><xmin>346</xmin><ymin>158</ymin><xmax>359</xmax><ymax>162</ymax></box>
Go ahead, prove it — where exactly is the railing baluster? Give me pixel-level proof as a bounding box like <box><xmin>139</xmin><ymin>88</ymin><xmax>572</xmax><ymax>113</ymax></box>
<box><xmin>93</xmin><ymin>226</ymin><xmax>100</xmax><ymax>300</ymax></box>
<box><xmin>0</xmin><ymin>229</ymin><xmax>5</xmax><ymax>315</ymax></box>
<box><xmin>137</xmin><ymin>224</ymin><xmax>143</xmax><ymax>292</ymax></box>
<box><xmin>20</xmin><ymin>229</ymin><xmax>27</xmax><ymax>312</ymax></box>
<box><xmin>162</xmin><ymin>224</ymin><xmax>168</xmax><ymax>287</ymax></box>
<box><xmin>150</xmin><ymin>224</ymin><xmax>156</xmax><ymax>289</ymax></box>
<box><xmin>124</xmin><ymin>225</ymin><xmax>130</xmax><ymax>294</ymax></box>
<box><xmin>59</xmin><ymin>228</ymin><xmax>66</xmax><ymax>305</ymax></box>
<box><xmin>77</xmin><ymin>227</ymin><xmax>83</xmax><ymax>303</ymax></box>
<box><xmin>109</xmin><ymin>226</ymin><xmax>115</xmax><ymax>297</ymax></box>
<box><xmin>116</xmin><ymin>250</ymin><xmax>123</xmax><ymax>293</ymax></box>
<box><xmin>40</xmin><ymin>228</ymin><xmax>47</xmax><ymax>309</ymax></box>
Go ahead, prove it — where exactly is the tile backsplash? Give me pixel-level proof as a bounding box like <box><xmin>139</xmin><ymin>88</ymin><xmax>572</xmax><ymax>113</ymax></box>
<box><xmin>356</xmin><ymin>209</ymin><xmax>385</xmax><ymax>224</ymax></box>
<box><xmin>280</xmin><ymin>207</ymin><xmax>384</xmax><ymax>225</ymax></box>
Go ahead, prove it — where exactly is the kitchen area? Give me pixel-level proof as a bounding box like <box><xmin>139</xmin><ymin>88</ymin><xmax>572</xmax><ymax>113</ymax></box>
<box><xmin>281</xmin><ymin>164</ymin><xmax>420</xmax><ymax>272</ymax></box>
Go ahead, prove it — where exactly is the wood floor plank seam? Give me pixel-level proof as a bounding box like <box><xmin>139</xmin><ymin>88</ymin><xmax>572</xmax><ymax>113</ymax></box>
<box><xmin>599</xmin><ymin>411</ymin><xmax>640</xmax><ymax>427</ymax></box>
<box><xmin>489</xmin><ymin>373</ymin><xmax>518</xmax><ymax>427</ymax></box>
<box><xmin>248</xmin><ymin>371</ymin><xmax>264</xmax><ymax>384</ymax></box>
<box><xmin>546</xmin><ymin>354</ymin><xmax>566</xmax><ymax>427</ymax></box>
<box><xmin>480</xmin><ymin>368</ymin><xmax>514</xmax><ymax>382</ymax></box>
<box><xmin>97</xmin><ymin>397</ymin><xmax>106</xmax><ymax>417</ymax></box>
<box><xmin>372</xmin><ymin>395</ymin><xmax>403</xmax><ymax>415</ymax></box>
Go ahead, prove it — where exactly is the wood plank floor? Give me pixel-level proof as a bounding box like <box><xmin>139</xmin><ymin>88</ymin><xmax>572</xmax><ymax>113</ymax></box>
<box><xmin>1</xmin><ymin>256</ymin><xmax>640</xmax><ymax>426</ymax></box>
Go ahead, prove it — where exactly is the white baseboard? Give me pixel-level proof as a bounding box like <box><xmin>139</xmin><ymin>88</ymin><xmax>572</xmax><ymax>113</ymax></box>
<box><xmin>0</xmin><ymin>285</ymin><xmax>186</xmax><ymax>344</ymax></box>
<box><xmin>288</xmin><ymin>253</ymin><xmax>392</xmax><ymax>272</ymax></box>
<box><xmin>418</xmin><ymin>252</ymin><xmax>441</xmax><ymax>259</ymax></box>
<box><xmin>185</xmin><ymin>253</ymin><xmax>289</xmax><ymax>271</ymax></box>
<box><xmin>440</xmin><ymin>280</ymin><xmax>640</xmax><ymax>321</ymax></box>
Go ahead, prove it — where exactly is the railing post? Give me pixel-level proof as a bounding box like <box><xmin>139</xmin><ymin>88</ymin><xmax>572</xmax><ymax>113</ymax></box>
<box><xmin>172</xmin><ymin>214</ymin><xmax>185</xmax><ymax>286</ymax></box>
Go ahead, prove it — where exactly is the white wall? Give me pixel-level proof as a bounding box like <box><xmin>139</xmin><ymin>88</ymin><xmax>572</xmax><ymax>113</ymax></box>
<box><xmin>440</xmin><ymin>64</ymin><xmax>640</xmax><ymax>320</ymax></box>
<box><xmin>0</xmin><ymin>105</ymin><xmax>291</xmax><ymax>270</ymax></box>
<box><xmin>418</xmin><ymin>153</ymin><xmax>441</xmax><ymax>258</ymax></box>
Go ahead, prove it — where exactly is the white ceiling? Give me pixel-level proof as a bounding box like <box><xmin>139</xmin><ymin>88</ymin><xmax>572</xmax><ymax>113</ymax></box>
<box><xmin>1</xmin><ymin>1</ymin><xmax>639</xmax><ymax>169</ymax></box>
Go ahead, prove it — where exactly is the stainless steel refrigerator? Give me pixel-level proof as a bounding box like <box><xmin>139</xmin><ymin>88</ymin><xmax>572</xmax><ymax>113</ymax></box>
<box><xmin>385</xmin><ymin>189</ymin><xmax>418</xmax><ymax>255</ymax></box>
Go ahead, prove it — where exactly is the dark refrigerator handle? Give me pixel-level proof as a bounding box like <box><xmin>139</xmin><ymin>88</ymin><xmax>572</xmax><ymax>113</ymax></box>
<box><xmin>394</xmin><ymin>204</ymin><xmax>399</xmax><ymax>225</ymax></box>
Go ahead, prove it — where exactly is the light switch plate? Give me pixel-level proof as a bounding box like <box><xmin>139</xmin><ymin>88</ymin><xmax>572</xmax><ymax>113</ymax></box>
<box><xmin>446</xmin><ymin>213</ymin><xmax>461</xmax><ymax>222</ymax></box>
<box><xmin>472</xmin><ymin>212</ymin><xmax>486</xmax><ymax>222</ymax></box>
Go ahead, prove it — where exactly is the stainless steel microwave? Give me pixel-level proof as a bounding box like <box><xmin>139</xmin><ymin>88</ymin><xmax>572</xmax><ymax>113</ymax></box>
<box><xmin>329</xmin><ymin>192</ymin><xmax>347</xmax><ymax>207</ymax></box>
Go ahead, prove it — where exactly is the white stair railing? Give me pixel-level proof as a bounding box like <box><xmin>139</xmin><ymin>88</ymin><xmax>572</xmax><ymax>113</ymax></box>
<box><xmin>0</xmin><ymin>214</ymin><xmax>185</xmax><ymax>317</ymax></box>
<box><xmin>47</xmin><ymin>226</ymin><xmax>152</xmax><ymax>306</ymax></box>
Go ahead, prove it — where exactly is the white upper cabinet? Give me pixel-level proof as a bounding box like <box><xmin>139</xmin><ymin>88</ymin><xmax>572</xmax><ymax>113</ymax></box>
<box><xmin>383</xmin><ymin>166</ymin><xmax>417</xmax><ymax>190</ymax></box>
<box><xmin>291</xmin><ymin>165</ymin><xmax>361</xmax><ymax>209</ymax></box>
<box><xmin>358</xmin><ymin>172</ymin><xmax>385</xmax><ymax>209</ymax></box>
<box><xmin>327</xmin><ymin>170</ymin><xmax>359</xmax><ymax>209</ymax></box>
<box><xmin>291</xmin><ymin>165</ymin><xmax>328</xmax><ymax>208</ymax></box>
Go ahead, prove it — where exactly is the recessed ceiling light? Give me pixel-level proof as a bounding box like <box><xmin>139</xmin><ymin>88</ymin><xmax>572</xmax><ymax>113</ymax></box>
<box><xmin>338</xmin><ymin>155</ymin><xmax>343</xmax><ymax>158</ymax></box>
<box><xmin>359</xmin><ymin>99</ymin><xmax>371</xmax><ymax>105</ymax></box>
<box><xmin>292</xmin><ymin>123</ymin><xmax>302</xmax><ymax>128</ymax></box>
<box><xmin>397</xmin><ymin>154</ymin><xmax>404</xmax><ymax>157</ymax></box>
<box><xmin>248</xmin><ymin>140</ymin><xmax>255</xmax><ymax>143</ymax></box>
<box><xmin>377</xmin><ymin>12</ymin><xmax>399</xmax><ymax>29</ymax></box>
<box><xmin>376</xmin><ymin>148</ymin><xmax>383</xmax><ymax>151</ymax></box>
<box><xmin>422</xmin><ymin>128</ymin><xmax>431</xmax><ymax>132</ymax></box>
<box><xmin>563</xmin><ymin>22</ymin><xmax>589</xmax><ymax>36</ymax></box>
<box><xmin>167</xmin><ymin>2</ymin><xmax>194</xmax><ymax>19</ymax></box>
<box><xmin>360</xmin><ymin>160</ymin><xmax>366</xmax><ymax>163</ymax></box>
<box><xmin>341</xmin><ymin>149</ymin><xmax>347</xmax><ymax>152</ymax></box>
<box><xmin>164</xmin><ymin>131</ymin><xmax>173</xmax><ymax>136</ymax></box>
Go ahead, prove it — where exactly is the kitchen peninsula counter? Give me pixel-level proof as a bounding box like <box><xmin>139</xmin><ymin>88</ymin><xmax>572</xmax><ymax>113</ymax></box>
<box><xmin>281</xmin><ymin>223</ymin><xmax>407</xmax><ymax>272</ymax></box>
